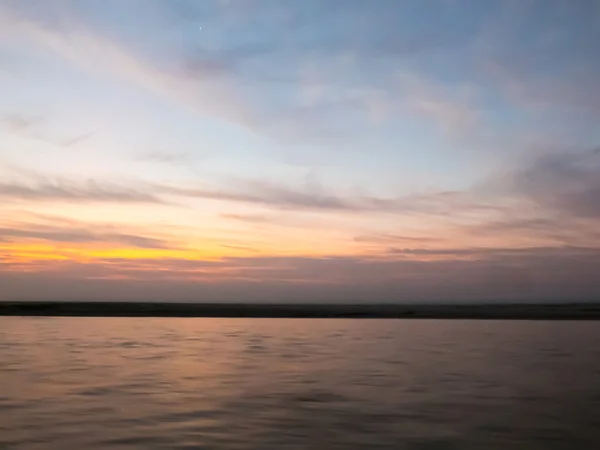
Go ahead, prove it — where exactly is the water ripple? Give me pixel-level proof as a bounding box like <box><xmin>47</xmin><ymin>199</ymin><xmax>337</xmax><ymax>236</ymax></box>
<box><xmin>1</xmin><ymin>318</ymin><xmax>600</xmax><ymax>449</ymax></box>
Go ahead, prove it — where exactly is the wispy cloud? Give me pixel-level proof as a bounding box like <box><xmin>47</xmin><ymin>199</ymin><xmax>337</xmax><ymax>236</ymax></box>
<box><xmin>482</xmin><ymin>57</ymin><xmax>600</xmax><ymax>118</ymax></box>
<box><xmin>220</xmin><ymin>213</ymin><xmax>276</xmax><ymax>223</ymax></box>
<box><xmin>0</xmin><ymin>179</ymin><xmax>163</xmax><ymax>204</ymax></box>
<box><xmin>0</xmin><ymin>169</ymin><xmax>488</xmax><ymax>217</ymax></box>
<box><xmin>162</xmin><ymin>178</ymin><xmax>495</xmax><ymax>217</ymax></box>
<box><xmin>354</xmin><ymin>234</ymin><xmax>442</xmax><ymax>245</ymax></box>
<box><xmin>0</xmin><ymin>224</ymin><xmax>174</xmax><ymax>249</ymax></box>
<box><xmin>0</xmin><ymin>113</ymin><xmax>95</xmax><ymax>150</ymax></box>
<box><xmin>474</xmin><ymin>0</ymin><xmax>600</xmax><ymax>118</ymax></box>
<box><xmin>161</xmin><ymin>180</ymin><xmax>359</xmax><ymax>211</ymax></box>
<box><xmin>0</xmin><ymin>114</ymin><xmax>40</xmax><ymax>132</ymax></box>
<box><xmin>138</xmin><ymin>150</ymin><xmax>191</xmax><ymax>165</ymax></box>
<box><xmin>60</xmin><ymin>131</ymin><xmax>95</xmax><ymax>148</ymax></box>
<box><xmin>5</xmin><ymin>144</ymin><xmax>598</xmax><ymax>225</ymax></box>
<box><xmin>0</xmin><ymin>1</ymin><xmax>490</xmax><ymax>147</ymax></box>
<box><xmin>0</xmin><ymin>6</ymin><xmax>254</xmax><ymax>128</ymax></box>
<box><xmin>2</xmin><ymin>0</ymin><xmax>599</xmax><ymax>303</ymax></box>
<box><xmin>395</xmin><ymin>73</ymin><xmax>481</xmax><ymax>138</ymax></box>
<box><xmin>3</xmin><ymin>246</ymin><xmax>600</xmax><ymax>302</ymax></box>
<box><xmin>471</xmin><ymin>215</ymin><xmax>600</xmax><ymax>247</ymax></box>
<box><xmin>510</xmin><ymin>148</ymin><xmax>600</xmax><ymax>218</ymax></box>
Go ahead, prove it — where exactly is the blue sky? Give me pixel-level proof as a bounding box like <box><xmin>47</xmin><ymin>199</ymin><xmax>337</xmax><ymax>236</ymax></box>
<box><xmin>1</xmin><ymin>0</ymin><xmax>600</xmax><ymax>302</ymax></box>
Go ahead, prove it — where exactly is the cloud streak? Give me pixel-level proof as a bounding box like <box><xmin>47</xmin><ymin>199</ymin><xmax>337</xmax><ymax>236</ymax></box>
<box><xmin>0</xmin><ymin>114</ymin><xmax>39</xmax><ymax>132</ymax></box>
<box><xmin>161</xmin><ymin>178</ymin><xmax>496</xmax><ymax>217</ymax></box>
<box><xmin>0</xmin><ymin>179</ymin><xmax>163</xmax><ymax>204</ymax></box>
<box><xmin>0</xmin><ymin>225</ymin><xmax>174</xmax><ymax>249</ymax></box>
<box><xmin>2</xmin><ymin>246</ymin><xmax>600</xmax><ymax>302</ymax></box>
<box><xmin>0</xmin><ymin>5</ymin><xmax>254</xmax><ymax>129</ymax></box>
<box><xmin>510</xmin><ymin>148</ymin><xmax>600</xmax><ymax>218</ymax></box>
<box><xmin>4</xmin><ymin>145</ymin><xmax>599</xmax><ymax>225</ymax></box>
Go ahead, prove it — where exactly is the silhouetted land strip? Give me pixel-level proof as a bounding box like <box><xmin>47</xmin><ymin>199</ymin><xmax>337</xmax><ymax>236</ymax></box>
<box><xmin>1</xmin><ymin>301</ymin><xmax>600</xmax><ymax>319</ymax></box>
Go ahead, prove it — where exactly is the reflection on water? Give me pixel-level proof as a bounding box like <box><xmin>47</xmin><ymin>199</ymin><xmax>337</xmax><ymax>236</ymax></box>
<box><xmin>1</xmin><ymin>318</ymin><xmax>600</xmax><ymax>449</ymax></box>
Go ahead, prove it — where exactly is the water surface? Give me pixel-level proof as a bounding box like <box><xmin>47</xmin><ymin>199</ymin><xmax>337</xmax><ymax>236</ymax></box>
<box><xmin>1</xmin><ymin>318</ymin><xmax>600</xmax><ymax>449</ymax></box>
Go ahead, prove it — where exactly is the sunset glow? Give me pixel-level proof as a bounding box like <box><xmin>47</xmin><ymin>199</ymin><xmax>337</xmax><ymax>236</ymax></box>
<box><xmin>1</xmin><ymin>0</ymin><xmax>599</xmax><ymax>302</ymax></box>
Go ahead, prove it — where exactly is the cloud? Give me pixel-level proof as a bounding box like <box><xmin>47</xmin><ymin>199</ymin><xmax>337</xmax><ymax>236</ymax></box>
<box><xmin>137</xmin><ymin>0</ymin><xmax>485</xmax><ymax>143</ymax></box>
<box><xmin>180</xmin><ymin>49</ymin><xmax>239</xmax><ymax>80</ymax></box>
<box><xmin>138</xmin><ymin>150</ymin><xmax>191</xmax><ymax>165</ymax></box>
<box><xmin>220</xmin><ymin>213</ymin><xmax>276</xmax><ymax>223</ymax></box>
<box><xmin>219</xmin><ymin>211</ymin><xmax>325</xmax><ymax>230</ymax></box>
<box><xmin>511</xmin><ymin>148</ymin><xmax>600</xmax><ymax>218</ymax></box>
<box><xmin>8</xmin><ymin>145</ymin><xmax>594</xmax><ymax>230</ymax></box>
<box><xmin>482</xmin><ymin>56</ymin><xmax>600</xmax><ymax>117</ymax></box>
<box><xmin>474</xmin><ymin>0</ymin><xmax>600</xmax><ymax>117</ymax></box>
<box><xmin>471</xmin><ymin>215</ymin><xmax>600</xmax><ymax>247</ymax></box>
<box><xmin>0</xmin><ymin>6</ymin><xmax>254</xmax><ymax>129</ymax></box>
<box><xmin>395</xmin><ymin>73</ymin><xmax>481</xmax><ymax>137</ymax></box>
<box><xmin>209</xmin><ymin>0</ymin><xmax>464</xmax><ymax>60</ymax></box>
<box><xmin>354</xmin><ymin>234</ymin><xmax>442</xmax><ymax>245</ymax></box>
<box><xmin>0</xmin><ymin>1</ymin><xmax>486</xmax><ymax>146</ymax></box>
<box><xmin>0</xmin><ymin>169</ymin><xmax>489</xmax><ymax>217</ymax></box>
<box><xmin>161</xmin><ymin>179</ymin><xmax>359</xmax><ymax>211</ymax></box>
<box><xmin>386</xmin><ymin>246</ymin><xmax>599</xmax><ymax>258</ymax></box>
<box><xmin>0</xmin><ymin>113</ymin><xmax>95</xmax><ymax>149</ymax></box>
<box><xmin>220</xmin><ymin>243</ymin><xmax>257</xmax><ymax>252</ymax></box>
<box><xmin>0</xmin><ymin>179</ymin><xmax>163</xmax><ymax>204</ymax></box>
<box><xmin>60</xmin><ymin>131</ymin><xmax>94</xmax><ymax>148</ymax></box>
<box><xmin>0</xmin><ymin>114</ymin><xmax>39</xmax><ymax>132</ymax></box>
<box><xmin>0</xmin><ymin>225</ymin><xmax>174</xmax><ymax>249</ymax></box>
<box><xmin>252</xmin><ymin>72</ymin><xmax>481</xmax><ymax>144</ymax></box>
<box><xmin>162</xmin><ymin>177</ymin><xmax>494</xmax><ymax>217</ymax></box>
<box><xmin>2</xmin><ymin>246</ymin><xmax>600</xmax><ymax>302</ymax></box>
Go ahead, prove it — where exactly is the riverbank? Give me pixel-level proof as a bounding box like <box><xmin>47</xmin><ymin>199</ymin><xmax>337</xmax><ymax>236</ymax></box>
<box><xmin>1</xmin><ymin>301</ymin><xmax>599</xmax><ymax>319</ymax></box>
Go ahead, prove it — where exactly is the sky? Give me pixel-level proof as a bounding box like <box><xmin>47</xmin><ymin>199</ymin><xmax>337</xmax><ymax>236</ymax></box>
<box><xmin>1</xmin><ymin>0</ymin><xmax>600</xmax><ymax>303</ymax></box>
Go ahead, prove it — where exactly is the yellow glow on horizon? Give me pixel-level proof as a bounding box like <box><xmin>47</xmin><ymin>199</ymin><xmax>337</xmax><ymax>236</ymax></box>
<box><xmin>0</xmin><ymin>236</ymin><xmax>363</xmax><ymax>267</ymax></box>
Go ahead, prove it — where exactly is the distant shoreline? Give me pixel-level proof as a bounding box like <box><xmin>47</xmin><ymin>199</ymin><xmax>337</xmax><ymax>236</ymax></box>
<box><xmin>1</xmin><ymin>301</ymin><xmax>599</xmax><ymax>319</ymax></box>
